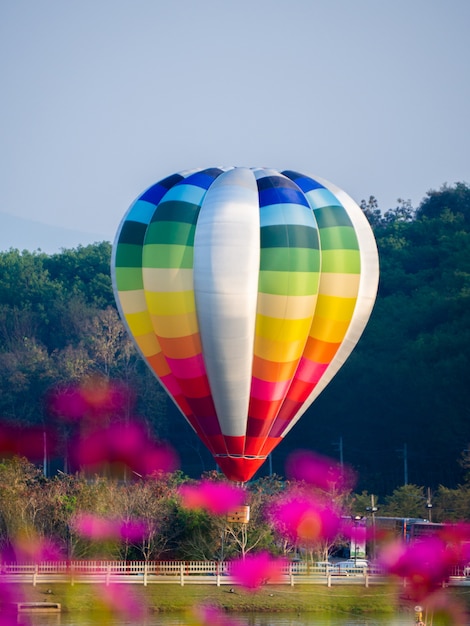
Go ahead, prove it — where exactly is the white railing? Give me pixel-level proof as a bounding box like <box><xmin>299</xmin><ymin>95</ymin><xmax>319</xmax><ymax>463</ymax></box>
<box><xmin>0</xmin><ymin>560</ymin><xmax>393</xmax><ymax>587</ymax></box>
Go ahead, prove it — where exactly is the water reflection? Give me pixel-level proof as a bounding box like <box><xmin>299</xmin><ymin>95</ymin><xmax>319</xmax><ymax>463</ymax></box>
<box><xmin>21</xmin><ymin>613</ymin><xmax>414</xmax><ymax>626</ymax></box>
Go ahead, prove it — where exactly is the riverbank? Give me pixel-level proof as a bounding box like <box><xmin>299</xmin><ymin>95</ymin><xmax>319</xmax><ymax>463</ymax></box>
<box><xmin>14</xmin><ymin>583</ymin><xmax>405</xmax><ymax>615</ymax></box>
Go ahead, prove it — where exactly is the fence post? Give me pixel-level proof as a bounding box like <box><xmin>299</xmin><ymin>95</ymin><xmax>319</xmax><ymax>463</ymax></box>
<box><xmin>327</xmin><ymin>574</ymin><xmax>332</xmax><ymax>588</ymax></box>
<box><xmin>106</xmin><ymin>563</ymin><xmax>111</xmax><ymax>586</ymax></box>
<box><xmin>216</xmin><ymin>561</ymin><xmax>221</xmax><ymax>587</ymax></box>
<box><xmin>180</xmin><ymin>562</ymin><xmax>185</xmax><ymax>586</ymax></box>
<box><xmin>143</xmin><ymin>562</ymin><xmax>148</xmax><ymax>587</ymax></box>
<box><xmin>33</xmin><ymin>563</ymin><xmax>38</xmax><ymax>587</ymax></box>
<box><xmin>290</xmin><ymin>563</ymin><xmax>294</xmax><ymax>587</ymax></box>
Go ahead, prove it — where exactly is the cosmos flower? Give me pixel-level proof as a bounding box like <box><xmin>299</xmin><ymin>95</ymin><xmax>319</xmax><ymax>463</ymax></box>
<box><xmin>72</xmin><ymin>512</ymin><xmax>146</xmax><ymax>542</ymax></box>
<box><xmin>229</xmin><ymin>552</ymin><xmax>285</xmax><ymax>590</ymax></box>
<box><xmin>178</xmin><ymin>480</ymin><xmax>245</xmax><ymax>516</ymax></box>
<box><xmin>269</xmin><ymin>493</ymin><xmax>342</xmax><ymax>546</ymax></box>
<box><xmin>71</xmin><ymin>420</ymin><xmax>179</xmax><ymax>476</ymax></box>
<box><xmin>285</xmin><ymin>449</ymin><xmax>356</xmax><ymax>492</ymax></box>
<box><xmin>378</xmin><ymin>536</ymin><xmax>452</xmax><ymax>600</ymax></box>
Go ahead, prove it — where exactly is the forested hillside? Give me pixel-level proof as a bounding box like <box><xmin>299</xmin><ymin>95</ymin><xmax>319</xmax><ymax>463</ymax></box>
<box><xmin>0</xmin><ymin>183</ymin><xmax>469</xmax><ymax>495</ymax></box>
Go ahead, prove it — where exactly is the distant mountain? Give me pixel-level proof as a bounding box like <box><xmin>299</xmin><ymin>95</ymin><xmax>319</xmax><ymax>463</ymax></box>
<box><xmin>0</xmin><ymin>211</ymin><xmax>110</xmax><ymax>254</ymax></box>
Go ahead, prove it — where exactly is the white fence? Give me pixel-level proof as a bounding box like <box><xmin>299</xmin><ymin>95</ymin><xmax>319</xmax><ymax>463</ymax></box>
<box><xmin>0</xmin><ymin>560</ymin><xmax>389</xmax><ymax>587</ymax></box>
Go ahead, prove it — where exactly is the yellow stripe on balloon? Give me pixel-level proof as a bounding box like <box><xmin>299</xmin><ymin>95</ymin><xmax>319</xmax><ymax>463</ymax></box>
<box><xmin>145</xmin><ymin>290</ymin><xmax>196</xmax><ymax>316</ymax></box>
<box><xmin>134</xmin><ymin>331</ymin><xmax>162</xmax><ymax>357</ymax></box>
<box><xmin>309</xmin><ymin>316</ymin><xmax>352</xmax><ymax>343</ymax></box>
<box><xmin>319</xmin><ymin>273</ymin><xmax>361</xmax><ymax>298</ymax></box>
<box><xmin>150</xmin><ymin>311</ymin><xmax>199</xmax><ymax>338</ymax></box>
<box><xmin>254</xmin><ymin>334</ymin><xmax>306</xmax><ymax>363</ymax></box>
<box><xmin>256</xmin><ymin>293</ymin><xmax>317</xmax><ymax>319</ymax></box>
<box><xmin>256</xmin><ymin>314</ymin><xmax>313</xmax><ymax>342</ymax></box>
<box><xmin>125</xmin><ymin>310</ymin><xmax>155</xmax><ymax>336</ymax></box>
<box><xmin>314</xmin><ymin>294</ymin><xmax>357</xmax><ymax>321</ymax></box>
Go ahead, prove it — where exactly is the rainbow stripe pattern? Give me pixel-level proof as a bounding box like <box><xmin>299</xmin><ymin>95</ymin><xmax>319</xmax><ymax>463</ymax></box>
<box><xmin>112</xmin><ymin>167</ymin><xmax>379</xmax><ymax>482</ymax></box>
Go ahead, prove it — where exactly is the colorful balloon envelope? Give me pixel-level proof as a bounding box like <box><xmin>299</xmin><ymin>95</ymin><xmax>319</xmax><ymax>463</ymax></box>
<box><xmin>112</xmin><ymin>167</ymin><xmax>379</xmax><ymax>482</ymax></box>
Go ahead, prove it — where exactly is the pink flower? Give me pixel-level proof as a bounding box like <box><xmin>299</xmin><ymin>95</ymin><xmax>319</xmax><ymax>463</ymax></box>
<box><xmin>424</xmin><ymin>590</ymin><xmax>468</xmax><ymax>626</ymax></box>
<box><xmin>72</xmin><ymin>513</ymin><xmax>119</xmax><ymax>540</ymax></box>
<box><xmin>285</xmin><ymin>449</ymin><xmax>356</xmax><ymax>491</ymax></box>
<box><xmin>48</xmin><ymin>378</ymin><xmax>132</xmax><ymax>421</ymax></box>
<box><xmin>178</xmin><ymin>481</ymin><xmax>245</xmax><ymax>516</ymax></box>
<box><xmin>11</xmin><ymin>533</ymin><xmax>63</xmax><ymax>563</ymax></box>
<box><xmin>98</xmin><ymin>583</ymin><xmax>148</xmax><ymax>619</ymax></box>
<box><xmin>72</xmin><ymin>420</ymin><xmax>179</xmax><ymax>476</ymax></box>
<box><xmin>378</xmin><ymin>536</ymin><xmax>452</xmax><ymax>600</ymax></box>
<box><xmin>269</xmin><ymin>494</ymin><xmax>341</xmax><ymax>546</ymax></box>
<box><xmin>229</xmin><ymin>552</ymin><xmax>285</xmax><ymax>590</ymax></box>
<box><xmin>0</xmin><ymin>580</ymin><xmax>24</xmax><ymax>626</ymax></box>
<box><xmin>72</xmin><ymin>513</ymin><xmax>147</xmax><ymax>542</ymax></box>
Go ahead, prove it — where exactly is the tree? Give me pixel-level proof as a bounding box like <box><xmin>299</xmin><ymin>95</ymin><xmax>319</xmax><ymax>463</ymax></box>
<box><xmin>380</xmin><ymin>484</ymin><xmax>429</xmax><ymax>518</ymax></box>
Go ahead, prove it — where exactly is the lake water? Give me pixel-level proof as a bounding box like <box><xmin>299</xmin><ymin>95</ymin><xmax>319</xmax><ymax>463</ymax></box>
<box><xmin>18</xmin><ymin>613</ymin><xmax>418</xmax><ymax>626</ymax></box>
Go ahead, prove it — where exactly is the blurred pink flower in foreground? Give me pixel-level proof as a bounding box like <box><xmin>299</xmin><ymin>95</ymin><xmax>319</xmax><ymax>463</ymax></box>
<box><xmin>438</xmin><ymin>522</ymin><xmax>470</xmax><ymax>565</ymax></box>
<box><xmin>378</xmin><ymin>536</ymin><xmax>452</xmax><ymax>600</ymax></box>
<box><xmin>48</xmin><ymin>376</ymin><xmax>131</xmax><ymax>421</ymax></box>
<box><xmin>0</xmin><ymin>580</ymin><xmax>24</xmax><ymax>626</ymax></box>
<box><xmin>178</xmin><ymin>480</ymin><xmax>245</xmax><ymax>516</ymax></box>
<box><xmin>194</xmin><ymin>604</ymin><xmax>245</xmax><ymax>626</ymax></box>
<box><xmin>72</xmin><ymin>420</ymin><xmax>179</xmax><ymax>476</ymax></box>
<box><xmin>424</xmin><ymin>589</ymin><xmax>468</xmax><ymax>626</ymax></box>
<box><xmin>230</xmin><ymin>552</ymin><xmax>286</xmax><ymax>590</ymax></box>
<box><xmin>341</xmin><ymin>518</ymin><xmax>367</xmax><ymax>545</ymax></box>
<box><xmin>98</xmin><ymin>583</ymin><xmax>147</xmax><ymax>620</ymax></box>
<box><xmin>285</xmin><ymin>449</ymin><xmax>356</xmax><ymax>491</ymax></box>
<box><xmin>269</xmin><ymin>493</ymin><xmax>342</xmax><ymax>545</ymax></box>
<box><xmin>10</xmin><ymin>533</ymin><xmax>62</xmax><ymax>563</ymax></box>
<box><xmin>72</xmin><ymin>512</ymin><xmax>146</xmax><ymax>542</ymax></box>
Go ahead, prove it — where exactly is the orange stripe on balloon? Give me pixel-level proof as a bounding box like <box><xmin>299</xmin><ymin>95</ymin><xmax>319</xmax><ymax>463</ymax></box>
<box><xmin>302</xmin><ymin>337</ymin><xmax>341</xmax><ymax>363</ymax></box>
<box><xmin>157</xmin><ymin>334</ymin><xmax>202</xmax><ymax>359</ymax></box>
<box><xmin>146</xmin><ymin>351</ymin><xmax>172</xmax><ymax>377</ymax></box>
<box><xmin>251</xmin><ymin>355</ymin><xmax>299</xmax><ymax>382</ymax></box>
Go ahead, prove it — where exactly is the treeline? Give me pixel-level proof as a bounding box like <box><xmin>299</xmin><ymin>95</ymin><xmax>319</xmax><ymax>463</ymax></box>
<box><xmin>0</xmin><ymin>182</ymin><xmax>469</xmax><ymax>494</ymax></box>
<box><xmin>2</xmin><ymin>457</ymin><xmax>470</xmax><ymax>563</ymax></box>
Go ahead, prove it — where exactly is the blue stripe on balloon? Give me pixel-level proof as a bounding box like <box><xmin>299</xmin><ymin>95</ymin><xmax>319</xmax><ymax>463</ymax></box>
<box><xmin>282</xmin><ymin>172</ymin><xmax>325</xmax><ymax>194</ymax></box>
<box><xmin>259</xmin><ymin>203</ymin><xmax>317</xmax><ymax>228</ymax></box>
<box><xmin>125</xmin><ymin>199</ymin><xmax>158</xmax><ymax>224</ymax></box>
<box><xmin>186</xmin><ymin>167</ymin><xmax>224</xmax><ymax>189</ymax></box>
<box><xmin>305</xmin><ymin>188</ymin><xmax>342</xmax><ymax>210</ymax></box>
<box><xmin>162</xmin><ymin>183</ymin><xmax>207</xmax><ymax>205</ymax></box>
<box><xmin>140</xmin><ymin>174</ymin><xmax>184</xmax><ymax>204</ymax></box>
<box><xmin>256</xmin><ymin>175</ymin><xmax>300</xmax><ymax>191</ymax></box>
<box><xmin>258</xmin><ymin>187</ymin><xmax>310</xmax><ymax>208</ymax></box>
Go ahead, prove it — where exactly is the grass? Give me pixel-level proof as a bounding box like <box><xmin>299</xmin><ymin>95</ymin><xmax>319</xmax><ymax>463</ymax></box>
<box><xmin>15</xmin><ymin>583</ymin><xmax>404</xmax><ymax>615</ymax></box>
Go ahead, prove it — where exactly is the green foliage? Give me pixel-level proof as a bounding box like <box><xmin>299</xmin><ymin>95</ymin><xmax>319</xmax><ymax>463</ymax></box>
<box><xmin>379</xmin><ymin>484</ymin><xmax>429</xmax><ymax>518</ymax></box>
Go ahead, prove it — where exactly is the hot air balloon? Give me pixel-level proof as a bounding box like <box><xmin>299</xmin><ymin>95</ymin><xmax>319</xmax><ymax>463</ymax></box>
<box><xmin>111</xmin><ymin>167</ymin><xmax>379</xmax><ymax>482</ymax></box>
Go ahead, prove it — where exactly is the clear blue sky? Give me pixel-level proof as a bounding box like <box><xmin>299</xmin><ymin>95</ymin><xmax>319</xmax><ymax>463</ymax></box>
<box><xmin>1</xmin><ymin>0</ymin><xmax>469</xmax><ymax>249</ymax></box>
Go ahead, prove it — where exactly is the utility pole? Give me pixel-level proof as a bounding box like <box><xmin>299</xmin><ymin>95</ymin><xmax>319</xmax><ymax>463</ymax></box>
<box><xmin>426</xmin><ymin>487</ymin><xmax>433</xmax><ymax>522</ymax></box>
<box><xmin>397</xmin><ymin>443</ymin><xmax>408</xmax><ymax>485</ymax></box>
<box><xmin>403</xmin><ymin>443</ymin><xmax>408</xmax><ymax>486</ymax></box>
<box><xmin>332</xmin><ymin>436</ymin><xmax>344</xmax><ymax>469</ymax></box>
